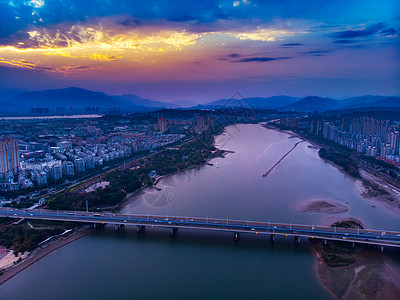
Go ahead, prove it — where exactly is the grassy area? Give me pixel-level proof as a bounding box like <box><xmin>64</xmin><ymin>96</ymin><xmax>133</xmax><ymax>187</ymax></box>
<box><xmin>321</xmin><ymin>242</ymin><xmax>357</xmax><ymax>267</ymax></box>
<box><xmin>0</xmin><ymin>223</ymin><xmax>64</xmax><ymax>254</ymax></box>
<box><xmin>0</xmin><ymin>218</ymin><xmax>16</xmax><ymax>226</ymax></box>
<box><xmin>332</xmin><ymin>219</ymin><xmax>364</xmax><ymax>229</ymax></box>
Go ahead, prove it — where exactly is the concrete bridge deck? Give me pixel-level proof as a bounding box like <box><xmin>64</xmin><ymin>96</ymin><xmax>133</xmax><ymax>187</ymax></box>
<box><xmin>1</xmin><ymin>207</ymin><xmax>399</xmax><ymax>249</ymax></box>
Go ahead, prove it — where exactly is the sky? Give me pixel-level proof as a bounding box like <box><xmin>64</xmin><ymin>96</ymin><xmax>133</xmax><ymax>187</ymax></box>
<box><xmin>0</xmin><ymin>0</ymin><xmax>399</xmax><ymax>103</ymax></box>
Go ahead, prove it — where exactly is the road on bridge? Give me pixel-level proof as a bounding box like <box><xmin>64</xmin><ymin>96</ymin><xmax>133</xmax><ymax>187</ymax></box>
<box><xmin>1</xmin><ymin>207</ymin><xmax>400</xmax><ymax>249</ymax></box>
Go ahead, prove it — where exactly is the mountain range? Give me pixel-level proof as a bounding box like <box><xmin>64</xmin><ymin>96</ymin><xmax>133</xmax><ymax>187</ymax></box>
<box><xmin>0</xmin><ymin>87</ymin><xmax>175</xmax><ymax>112</ymax></box>
<box><xmin>193</xmin><ymin>95</ymin><xmax>300</xmax><ymax>109</ymax></box>
<box><xmin>0</xmin><ymin>87</ymin><xmax>399</xmax><ymax>113</ymax></box>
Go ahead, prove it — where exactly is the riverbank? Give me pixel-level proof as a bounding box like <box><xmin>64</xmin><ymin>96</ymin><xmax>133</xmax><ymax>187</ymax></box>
<box><xmin>0</xmin><ymin>226</ymin><xmax>94</xmax><ymax>285</ymax></box>
<box><xmin>266</xmin><ymin>123</ymin><xmax>400</xmax><ymax>215</ymax></box>
<box><xmin>119</xmin><ymin>148</ymin><xmax>230</xmax><ymax>209</ymax></box>
<box><xmin>118</xmin><ymin>127</ymin><xmax>230</xmax><ymax>210</ymax></box>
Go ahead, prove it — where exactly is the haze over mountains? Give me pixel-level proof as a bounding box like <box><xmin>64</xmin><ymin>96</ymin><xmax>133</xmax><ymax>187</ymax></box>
<box><xmin>0</xmin><ymin>87</ymin><xmax>399</xmax><ymax>114</ymax></box>
<box><xmin>0</xmin><ymin>87</ymin><xmax>176</xmax><ymax>112</ymax></box>
<box><xmin>195</xmin><ymin>95</ymin><xmax>400</xmax><ymax>112</ymax></box>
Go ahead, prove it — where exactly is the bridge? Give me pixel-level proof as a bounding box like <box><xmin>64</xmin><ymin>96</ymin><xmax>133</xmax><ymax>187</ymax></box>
<box><xmin>1</xmin><ymin>207</ymin><xmax>400</xmax><ymax>251</ymax></box>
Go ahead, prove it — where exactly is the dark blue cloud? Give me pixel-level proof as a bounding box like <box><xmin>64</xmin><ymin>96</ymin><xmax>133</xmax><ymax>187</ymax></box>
<box><xmin>232</xmin><ymin>57</ymin><xmax>292</xmax><ymax>63</ymax></box>
<box><xmin>282</xmin><ymin>43</ymin><xmax>304</xmax><ymax>47</ymax></box>
<box><xmin>333</xmin><ymin>39</ymin><xmax>357</xmax><ymax>44</ymax></box>
<box><xmin>217</xmin><ymin>53</ymin><xmax>241</xmax><ymax>61</ymax></box>
<box><xmin>1</xmin><ymin>0</ymin><xmax>397</xmax><ymax>39</ymax></box>
<box><xmin>330</xmin><ymin>22</ymin><xmax>385</xmax><ymax>39</ymax></box>
<box><xmin>168</xmin><ymin>15</ymin><xmax>198</xmax><ymax>22</ymax></box>
<box><xmin>380</xmin><ymin>28</ymin><xmax>397</xmax><ymax>36</ymax></box>
<box><xmin>228</xmin><ymin>53</ymin><xmax>241</xmax><ymax>58</ymax></box>
<box><xmin>117</xmin><ymin>17</ymin><xmax>141</xmax><ymax>28</ymax></box>
<box><xmin>299</xmin><ymin>50</ymin><xmax>331</xmax><ymax>56</ymax></box>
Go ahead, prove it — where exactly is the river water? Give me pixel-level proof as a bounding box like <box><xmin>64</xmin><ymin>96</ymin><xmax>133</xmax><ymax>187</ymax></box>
<box><xmin>1</xmin><ymin>124</ymin><xmax>399</xmax><ymax>299</ymax></box>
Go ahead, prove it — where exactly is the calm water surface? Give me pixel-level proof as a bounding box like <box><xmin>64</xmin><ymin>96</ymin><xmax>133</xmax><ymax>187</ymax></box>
<box><xmin>1</xmin><ymin>124</ymin><xmax>398</xmax><ymax>299</ymax></box>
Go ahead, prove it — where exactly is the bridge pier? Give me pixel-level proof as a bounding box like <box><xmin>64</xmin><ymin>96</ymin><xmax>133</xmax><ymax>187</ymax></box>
<box><xmin>234</xmin><ymin>232</ymin><xmax>240</xmax><ymax>241</ymax></box>
<box><xmin>270</xmin><ymin>234</ymin><xmax>275</xmax><ymax>243</ymax></box>
<box><xmin>295</xmin><ymin>236</ymin><xmax>300</xmax><ymax>244</ymax></box>
<box><xmin>93</xmin><ymin>223</ymin><xmax>105</xmax><ymax>229</ymax></box>
<box><xmin>137</xmin><ymin>225</ymin><xmax>145</xmax><ymax>233</ymax></box>
<box><xmin>114</xmin><ymin>224</ymin><xmax>125</xmax><ymax>231</ymax></box>
<box><xmin>169</xmin><ymin>228</ymin><xmax>178</xmax><ymax>237</ymax></box>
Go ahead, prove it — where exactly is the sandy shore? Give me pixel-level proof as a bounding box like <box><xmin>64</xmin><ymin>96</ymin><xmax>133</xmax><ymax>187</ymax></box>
<box><xmin>298</xmin><ymin>199</ymin><xmax>348</xmax><ymax>214</ymax></box>
<box><xmin>312</xmin><ymin>240</ymin><xmax>400</xmax><ymax>300</ymax></box>
<box><xmin>358</xmin><ymin>169</ymin><xmax>400</xmax><ymax>214</ymax></box>
<box><xmin>0</xmin><ymin>226</ymin><xmax>94</xmax><ymax>285</ymax></box>
<box><xmin>0</xmin><ymin>252</ymin><xmax>29</xmax><ymax>270</ymax></box>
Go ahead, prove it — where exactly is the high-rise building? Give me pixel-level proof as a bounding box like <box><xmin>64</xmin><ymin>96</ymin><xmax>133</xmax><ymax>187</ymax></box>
<box><xmin>279</xmin><ymin>118</ymin><xmax>287</xmax><ymax>126</ymax></box>
<box><xmin>290</xmin><ymin>118</ymin><xmax>298</xmax><ymax>128</ymax></box>
<box><xmin>389</xmin><ymin>131</ymin><xmax>400</xmax><ymax>155</ymax></box>
<box><xmin>351</xmin><ymin>117</ymin><xmax>388</xmax><ymax>139</ymax></box>
<box><xmin>323</xmin><ymin>122</ymin><xmax>333</xmax><ymax>139</ymax></box>
<box><xmin>380</xmin><ymin>144</ymin><xmax>392</xmax><ymax>158</ymax></box>
<box><xmin>195</xmin><ymin>115</ymin><xmax>211</xmax><ymax>134</ymax></box>
<box><xmin>52</xmin><ymin>165</ymin><xmax>63</xmax><ymax>181</ymax></box>
<box><xmin>74</xmin><ymin>158</ymin><xmax>86</xmax><ymax>173</ymax></box>
<box><xmin>156</xmin><ymin>117</ymin><xmax>167</xmax><ymax>133</ymax></box>
<box><xmin>63</xmin><ymin>161</ymin><xmax>75</xmax><ymax>176</ymax></box>
<box><xmin>0</xmin><ymin>138</ymin><xmax>20</xmax><ymax>178</ymax></box>
<box><xmin>310</xmin><ymin>120</ymin><xmax>319</xmax><ymax>135</ymax></box>
<box><xmin>342</xmin><ymin>117</ymin><xmax>351</xmax><ymax>132</ymax></box>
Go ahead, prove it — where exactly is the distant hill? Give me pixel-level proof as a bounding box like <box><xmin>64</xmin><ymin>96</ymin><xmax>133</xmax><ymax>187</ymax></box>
<box><xmin>195</xmin><ymin>95</ymin><xmax>299</xmax><ymax>109</ymax></box>
<box><xmin>322</xmin><ymin>107</ymin><xmax>400</xmax><ymax>117</ymax></box>
<box><xmin>119</xmin><ymin>94</ymin><xmax>176</xmax><ymax>108</ymax></box>
<box><xmin>339</xmin><ymin>95</ymin><xmax>388</xmax><ymax>107</ymax></box>
<box><xmin>2</xmin><ymin>88</ymin><xmax>400</xmax><ymax>114</ymax></box>
<box><xmin>283</xmin><ymin>96</ymin><xmax>341</xmax><ymax>112</ymax></box>
<box><xmin>6</xmin><ymin>87</ymin><xmax>173</xmax><ymax>112</ymax></box>
<box><xmin>344</xmin><ymin>97</ymin><xmax>400</xmax><ymax>109</ymax></box>
<box><xmin>12</xmin><ymin>87</ymin><xmax>129</xmax><ymax>109</ymax></box>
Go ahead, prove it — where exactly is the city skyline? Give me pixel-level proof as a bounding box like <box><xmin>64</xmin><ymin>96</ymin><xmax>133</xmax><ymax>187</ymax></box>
<box><xmin>0</xmin><ymin>0</ymin><xmax>399</xmax><ymax>102</ymax></box>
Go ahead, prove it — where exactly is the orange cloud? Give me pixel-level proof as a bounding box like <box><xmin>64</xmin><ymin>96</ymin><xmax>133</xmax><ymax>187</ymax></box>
<box><xmin>86</xmin><ymin>54</ymin><xmax>122</xmax><ymax>61</ymax></box>
<box><xmin>0</xmin><ymin>56</ymin><xmax>101</xmax><ymax>75</ymax></box>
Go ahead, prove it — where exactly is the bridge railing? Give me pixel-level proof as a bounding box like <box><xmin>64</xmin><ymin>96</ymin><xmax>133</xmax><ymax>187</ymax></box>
<box><xmin>1</xmin><ymin>207</ymin><xmax>399</xmax><ymax>238</ymax></box>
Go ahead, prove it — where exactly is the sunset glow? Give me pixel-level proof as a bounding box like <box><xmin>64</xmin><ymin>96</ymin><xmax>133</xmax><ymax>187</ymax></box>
<box><xmin>0</xmin><ymin>0</ymin><xmax>399</xmax><ymax>100</ymax></box>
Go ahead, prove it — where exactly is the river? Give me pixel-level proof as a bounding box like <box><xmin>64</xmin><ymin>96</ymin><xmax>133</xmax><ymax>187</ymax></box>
<box><xmin>1</xmin><ymin>124</ymin><xmax>399</xmax><ymax>299</ymax></box>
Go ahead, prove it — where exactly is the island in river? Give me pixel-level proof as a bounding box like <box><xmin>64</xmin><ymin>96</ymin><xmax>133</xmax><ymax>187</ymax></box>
<box><xmin>298</xmin><ymin>199</ymin><xmax>348</xmax><ymax>214</ymax></box>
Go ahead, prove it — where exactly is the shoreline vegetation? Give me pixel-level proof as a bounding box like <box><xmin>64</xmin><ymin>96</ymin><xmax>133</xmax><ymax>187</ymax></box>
<box><xmin>0</xmin><ymin>226</ymin><xmax>93</xmax><ymax>285</ymax></box>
